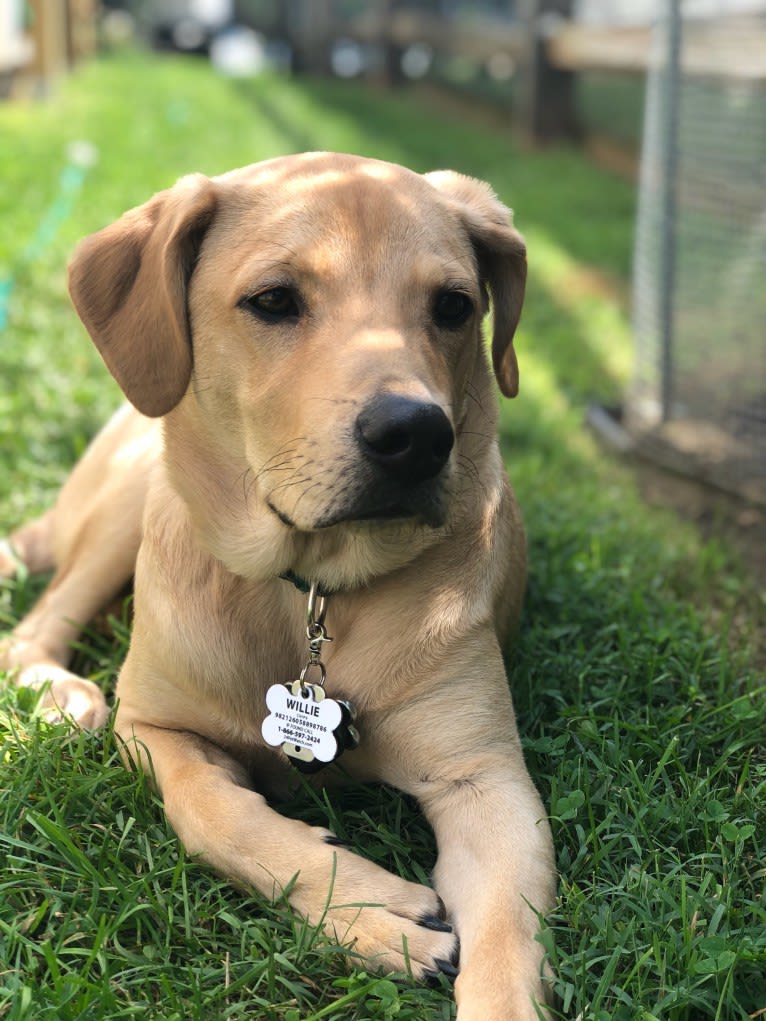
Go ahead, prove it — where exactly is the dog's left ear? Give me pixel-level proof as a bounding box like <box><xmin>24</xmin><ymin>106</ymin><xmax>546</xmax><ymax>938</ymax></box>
<box><xmin>425</xmin><ymin>171</ymin><xmax>526</xmax><ymax>398</ymax></box>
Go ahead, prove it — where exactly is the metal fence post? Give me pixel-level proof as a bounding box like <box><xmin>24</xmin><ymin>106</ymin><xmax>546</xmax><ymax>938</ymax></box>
<box><xmin>659</xmin><ymin>0</ymin><xmax>682</xmax><ymax>422</ymax></box>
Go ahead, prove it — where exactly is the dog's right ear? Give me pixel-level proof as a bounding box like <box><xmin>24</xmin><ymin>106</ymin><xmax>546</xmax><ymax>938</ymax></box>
<box><xmin>68</xmin><ymin>174</ymin><xmax>217</xmax><ymax>417</ymax></box>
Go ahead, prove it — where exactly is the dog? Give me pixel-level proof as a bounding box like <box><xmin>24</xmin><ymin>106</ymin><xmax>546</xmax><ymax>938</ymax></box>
<box><xmin>0</xmin><ymin>153</ymin><xmax>555</xmax><ymax>1019</ymax></box>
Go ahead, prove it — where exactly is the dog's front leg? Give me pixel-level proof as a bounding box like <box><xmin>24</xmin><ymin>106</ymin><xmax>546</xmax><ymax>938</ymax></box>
<box><xmin>376</xmin><ymin>637</ymin><xmax>555</xmax><ymax>1020</ymax></box>
<box><xmin>424</xmin><ymin>763</ymin><xmax>554</xmax><ymax>1020</ymax></box>
<box><xmin>118</xmin><ymin>720</ymin><xmax>458</xmax><ymax>979</ymax></box>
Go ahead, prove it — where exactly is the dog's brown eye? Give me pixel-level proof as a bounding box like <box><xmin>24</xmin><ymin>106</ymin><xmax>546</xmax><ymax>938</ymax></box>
<box><xmin>434</xmin><ymin>290</ymin><xmax>473</xmax><ymax>329</ymax></box>
<box><xmin>242</xmin><ymin>287</ymin><xmax>300</xmax><ymax>322</ymax></box>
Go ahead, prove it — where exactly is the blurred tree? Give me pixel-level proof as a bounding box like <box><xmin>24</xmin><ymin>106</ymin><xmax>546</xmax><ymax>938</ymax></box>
<box><xmin>285</xmin><ymin>0</ymin><xmax>333</xmax><ymax>73</ymax></box>
<box><xmin>518</xmin><ymin>0</ymin><xmax>579</xmax><ymax>139</ymax></box>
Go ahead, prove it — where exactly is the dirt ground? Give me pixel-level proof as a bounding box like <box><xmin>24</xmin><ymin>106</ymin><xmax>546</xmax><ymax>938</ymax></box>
<box><xmin>633</xmin><ymin>458</ymin><xmax>765</xmax><ymax>666</ymax></box>
<box><xmin>636</xmin><ymin>463</ymin><xmax>765</xmax><ymax>584</ymax></box>
<box><xmin>586</xmin><ymin>401</ymin><xmax>764</xmax><ymax>668</ymax></box>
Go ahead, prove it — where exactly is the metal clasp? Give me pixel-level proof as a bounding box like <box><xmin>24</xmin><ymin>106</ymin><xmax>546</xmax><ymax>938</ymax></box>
<box><xmin>306</xmin><ymin>582</ymin><xmax>328</xmax><ymax>631</ymax></box>
<box><xmin>301</xmin><ymin>581</ymin><xmax>332</xmax><ymax>690</ymax></box>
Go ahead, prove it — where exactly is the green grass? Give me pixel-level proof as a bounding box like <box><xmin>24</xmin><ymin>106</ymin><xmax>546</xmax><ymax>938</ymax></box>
<box><xmin>1</xmin><ymin>51</ymin><xmax>764</xmax><ymax>1020</ymax></box>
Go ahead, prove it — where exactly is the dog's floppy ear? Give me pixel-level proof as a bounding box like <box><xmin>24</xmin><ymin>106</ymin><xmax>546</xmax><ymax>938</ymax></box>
<box><xmin>68</xmin><ymin>174</ymin><xmax>217</xmax><ymax>417</ymax></box>
<box><xmin>426</xmin><ymin>171</ymin><xmax>526</xmax><ymax>398</ymax></box>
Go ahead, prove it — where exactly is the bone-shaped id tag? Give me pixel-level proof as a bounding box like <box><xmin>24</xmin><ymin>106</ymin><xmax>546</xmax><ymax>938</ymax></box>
<box><xmin>261</xmin><ymin>583</ymin><xmax>359</xmax><ymax>773</ymax></box>
<box><xmin>262</xmin><ymin>679</ymin><xmax>359</xmax><ymax>773</ymax></box>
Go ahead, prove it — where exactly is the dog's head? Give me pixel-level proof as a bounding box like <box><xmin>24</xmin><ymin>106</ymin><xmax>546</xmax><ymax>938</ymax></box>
<box><xmin>69</xmin><ymin>153</ymin><xmax>526</xmax><ymax>589</ymax></box>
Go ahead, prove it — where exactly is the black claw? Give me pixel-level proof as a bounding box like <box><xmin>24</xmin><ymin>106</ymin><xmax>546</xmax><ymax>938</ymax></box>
<box><xmin>435</xmin><ymin>957</ymin><xmax>459</xmax><ymax>982</ymax></box>
<box><xmin>423</xmin><ymin>959</ymin><xmax>458</xmax><ymax>988</ymax></box>
<box><xmin>418</xmin><ymin>913</ymin><xmax>453</xmax><ymax>933</ymax></box>
<box><xmin>323</xmin><ymin>835</ymin><xmax>350</xmax><ymax>848</ymax></box>
<box><xmin>435</xmin><ymin>894</ymin><xmax>448</xmax><ymax>920</ymax></box>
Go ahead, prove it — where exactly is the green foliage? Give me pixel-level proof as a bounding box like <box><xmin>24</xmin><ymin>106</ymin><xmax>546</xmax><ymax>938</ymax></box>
<box><xmin>1</xmin><ymin>52</ymin><xmax>763</xmax><ymax>1020</ymax></box>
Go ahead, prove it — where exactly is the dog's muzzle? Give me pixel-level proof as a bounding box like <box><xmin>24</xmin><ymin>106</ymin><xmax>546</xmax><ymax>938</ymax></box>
<box><xmin>275</xmin><ymin>396</ymin><xmax>455</xmax><ymax>531</ymax></box>
<box><xmin>319</xmin><ymin>394</ymin><xmax>455</xmax><ymax>527</ymax></box>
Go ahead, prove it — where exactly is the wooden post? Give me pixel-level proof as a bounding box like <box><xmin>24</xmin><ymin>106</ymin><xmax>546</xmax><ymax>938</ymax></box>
<box><xmin>66</xmin><ymin>0</ymin><xmax>99</xmax><ymax>64</ymax></box>
<box><xmin>380</xmin><ymin>0</ymin><xmax>405</xmax><ymax>87</ymax></box>
<box><xmin>28</xmin><ymin>0</ymin><xmax>71</xmax><ymax>91</ymax></box>
<box><xmin>285</xmin><ymin>0</ymin><xmax>333</xmax><ymax>75</ymax></box>
<box><xmin>517</xmin><ymin>0</ymin><xmax>579</xmax><ymax>141</ymax></box>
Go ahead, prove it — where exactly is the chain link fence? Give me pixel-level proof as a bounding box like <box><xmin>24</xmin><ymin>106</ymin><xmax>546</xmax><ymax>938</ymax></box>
<box><xmin>628</xmin><ymin>3</ymin><xmax>766</xmax><ymax>504</ymax></box>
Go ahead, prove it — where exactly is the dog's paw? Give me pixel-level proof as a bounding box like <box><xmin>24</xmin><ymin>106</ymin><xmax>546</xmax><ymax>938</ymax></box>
<box><xmin>298</xmin><ymin>836</ymin><xmax>460</xmax><ymax>981</ymax></box>
<box><xmin>15</xmin><ymin>664</ymin><xmax>109</xmax><ymax>729</ymax></box>
<box><xmin>0</xmin><ymin>539</ymin><xmax>21</xmax><ymax>579</ymax></box>
<box><xmin>327</xmin><ymin>900</ymin><xmax>459</xmax><ymax>981</ymax></box>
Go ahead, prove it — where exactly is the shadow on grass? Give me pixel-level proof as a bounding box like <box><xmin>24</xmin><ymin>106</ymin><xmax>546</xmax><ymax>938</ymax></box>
<box><xmin>235</xmin><ymin>74</ymin><xmax>636</xmax><ymax>276</ymax></box>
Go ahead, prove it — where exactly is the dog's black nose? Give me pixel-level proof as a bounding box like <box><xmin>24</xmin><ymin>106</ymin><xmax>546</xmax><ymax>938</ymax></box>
<box><xmin>356</xmin><ymin>395</ymin><xmax>454</xmax><ymax>484</ymax></box>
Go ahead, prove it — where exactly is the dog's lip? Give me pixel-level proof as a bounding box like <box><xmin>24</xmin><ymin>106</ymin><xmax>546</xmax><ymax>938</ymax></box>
<box><xmin>266</xmin><ymin>499</ymin><xmax>296</xmax><ymax>528</ymax></box>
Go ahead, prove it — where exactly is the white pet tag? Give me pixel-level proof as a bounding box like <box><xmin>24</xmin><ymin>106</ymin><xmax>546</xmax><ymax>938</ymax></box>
<box><xmin>262</xmin><ymin>680</ymin><xmax>343</xmax><ymax>764</ymax></box>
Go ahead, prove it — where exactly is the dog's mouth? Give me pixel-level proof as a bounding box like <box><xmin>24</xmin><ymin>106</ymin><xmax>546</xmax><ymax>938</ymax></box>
<box><xmin>267</xmin><ymin>493</ymin><xmax>446</xmax><ymax>531</ymax></box>
<box><xmin>267</xmin><ymin>499</ymin><xmax>299</xmax><ymax>528</ymax></box>
<box><xmin>321</xmin><ymin>501</ymin><xmax>446</xmax><ymax>530</ymax></box>
<box><xmin>353</xmin><ymin>504</ymin><xmax>417</xmax><ymax>522</ymax></box>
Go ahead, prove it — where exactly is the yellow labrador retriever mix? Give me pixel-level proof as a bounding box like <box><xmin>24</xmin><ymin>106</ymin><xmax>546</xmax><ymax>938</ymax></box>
<box><xmin>1</xmin><ymin>153</ymin><xmax>554</xmax><ymax>1019</ymax></box>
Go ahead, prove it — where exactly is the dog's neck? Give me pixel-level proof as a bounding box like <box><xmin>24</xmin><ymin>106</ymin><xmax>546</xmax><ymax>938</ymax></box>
<box><xmin>279</xmin><ymin>569</ymin><xmax>335</xmax><ymax>598</ymax></box>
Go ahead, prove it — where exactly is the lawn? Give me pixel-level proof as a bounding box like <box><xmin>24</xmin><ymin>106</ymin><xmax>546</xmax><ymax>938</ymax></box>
<box><xmin>1</xmin><ymin>51</ymin><xmax>763</xmax><ymax>1021</ymax></box>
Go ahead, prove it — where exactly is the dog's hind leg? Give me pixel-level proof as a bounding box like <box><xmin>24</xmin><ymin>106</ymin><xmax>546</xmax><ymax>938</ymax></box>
<box><xmin>0</xmin><ymin>405</ymin><xmax>160</xmax><ymax>727</ymax></box>
<box><xmin>0</xmin><ymin>509</ymin><xmax>57</xmax><ymax>578</ymax></box>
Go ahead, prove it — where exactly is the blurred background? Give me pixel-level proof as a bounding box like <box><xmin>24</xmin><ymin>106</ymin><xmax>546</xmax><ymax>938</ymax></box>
<box><xmin>1</xmin><ymin>0</ymin><xmax>765</xmax><ymax>539</ymax></box>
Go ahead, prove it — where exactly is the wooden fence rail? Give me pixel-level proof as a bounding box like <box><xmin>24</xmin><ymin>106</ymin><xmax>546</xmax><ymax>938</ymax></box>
<box><xmin>283</xmin><ymin>2</ymin><xmax>766</xmax><ymax>139</ymax></box>
<box><xmin>549</xmin><ymin>16</ymin><xmax>766</xmax><ymax>80</ymax></box>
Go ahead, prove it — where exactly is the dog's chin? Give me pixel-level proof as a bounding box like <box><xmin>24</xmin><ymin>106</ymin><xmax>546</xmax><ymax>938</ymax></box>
<box><xmin>259</xmin><ymin>494</ymin><xmax>447</xmax><ymax>592</ymax></box>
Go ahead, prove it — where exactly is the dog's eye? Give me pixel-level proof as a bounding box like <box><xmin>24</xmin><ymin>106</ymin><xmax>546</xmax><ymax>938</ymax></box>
<box><xmin>433</xmin><ymin>290</ymin><xmax>473</xmax><ymax>329</ymax></box>
<box><xmin>242</xmin><ymin>287</ymin><xmax>300</xmax><ymax>322</ymax></box>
